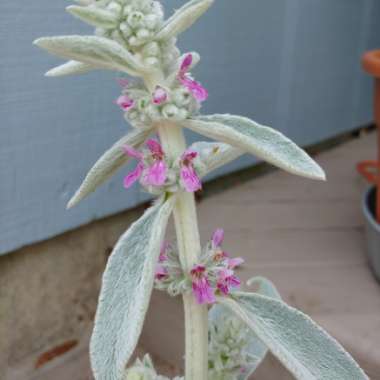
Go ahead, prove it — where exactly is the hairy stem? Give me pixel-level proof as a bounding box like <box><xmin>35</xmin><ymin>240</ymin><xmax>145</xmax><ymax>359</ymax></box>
<box><xmin>158</xmin><ymin>122</ymin><xmax>208</xmax><ymax>380</ymax></box>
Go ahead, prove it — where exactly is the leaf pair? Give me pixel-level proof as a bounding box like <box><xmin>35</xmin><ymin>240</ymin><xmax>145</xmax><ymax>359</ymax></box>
<box><xmin>66</xmin><ymin>111</ymin><xmax>327</xmax><ymax>209</ymax></box>
<box><xmin>67</xmin><ymin>127</ymin><xmax>243</xmax><ymax>209</ymax></box>
<box><xmin>34</xmin><ymin>0</ymin><xmax>214</xmax><ymax>78</ymax></box>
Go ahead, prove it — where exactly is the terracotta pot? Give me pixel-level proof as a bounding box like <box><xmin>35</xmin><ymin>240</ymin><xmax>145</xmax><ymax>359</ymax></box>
<box><xmin>360</xmin><ymin>50</ymin><xmax>380</xmax><ymax>222</ymax></box>
<box><xmin>363</xmin><ymin>186</ymin><xmax>380</xmax><ymax>282</ymax></box>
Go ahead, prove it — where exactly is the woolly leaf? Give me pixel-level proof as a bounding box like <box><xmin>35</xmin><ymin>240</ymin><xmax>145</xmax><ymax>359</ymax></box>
<box><xmin>209</xmin><ymin>277</ymin><xmax>281</xmax><ymax>380</ymax></box>
<box><xmin>155</xmin><ymin>0</ymin><xmax>214</xmax><ymax>40</ymax></box>
<box><xmin>246</xmin><ymin>276</ymin><xmax>281</xmax><ymax>301</ymax></box>
<box><xmin>45</xmin><ymin>60</ymin><xmax>95</xmax><ymax>77</ymax></box>
<box><xmin>189</xmin><ymin>141</ymin><xmax>243</xmax><ymax>178</ymax></box>
<box><xmin>67</xmin><ymin>128</ymin><xmax>152</xmax><ymax>209</ymax></box>
<box><xmin>217</xmin><ymin>293</ymin><xmax>368</xmax><ymax>380</ymax></box>
<box><xmin>182</xmin><ymin>114</ymin><xmax>326</xmax><ymax>181</ymax></box>
<box><xmin>90</xmin><ymin>197</ymin><xmax>175</xmax><ymax>380</ymax></box>
<box><xmin>67</xmin><ymin>5</ymin><xmax>118</xmax><ymax>29</ymax></box>
<box><xmin>34</xmin><ymin>36</ymin><xmax>147</xmax><ymax>76</ymax></box>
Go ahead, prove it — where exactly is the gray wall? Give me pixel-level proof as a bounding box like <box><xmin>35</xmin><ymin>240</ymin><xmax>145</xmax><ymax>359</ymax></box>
<box><xmin>1</xmin><ymin>0</ymin><xmax>380</xmax><ymax>255</ymax></box>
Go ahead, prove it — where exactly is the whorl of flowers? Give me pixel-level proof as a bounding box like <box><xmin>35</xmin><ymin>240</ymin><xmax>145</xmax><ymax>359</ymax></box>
<box><xmin>122</xmin><ymin>138</ymin><xmax>202</xmax><ymax>194</ymax></box>
<box><xmin>155</xmin><ymin>230</ymin><xmax>244</xmax><ymax>304</ymax></box>
<box><xmin>69</xmin><ymin>0</ymin><xmax>179</xmax><ymax>68</ymax></box>
<box><xmin>208</xmin><ymin>314</ymin><xmax>255</xmax><ymax>380</ymax></box>
<box><xmin>116</xmin><ymin>53</ymin><xmax>207</xmax><ymax>126</ymax></box>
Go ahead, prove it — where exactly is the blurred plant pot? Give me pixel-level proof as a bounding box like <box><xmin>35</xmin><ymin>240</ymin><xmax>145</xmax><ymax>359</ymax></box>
<box><xmin>363</xmin><ymin>186</ymin><xmax>380</xmax><ymax>282</ymax></box>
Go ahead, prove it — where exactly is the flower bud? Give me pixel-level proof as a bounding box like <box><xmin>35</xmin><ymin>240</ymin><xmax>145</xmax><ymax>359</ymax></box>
<box><xmin>123</xmin><ymin>5</ymin><xmax>133</xmax><ymax>17</ymax></box>
<box><xmin>151</xmin><ymin>2</ymin><xmax>164</xmax><ymax>20</ymax></box>
<box><xmin>128</xmin><ymin>36</ymin><xmax>143</xmax><ymax>47</ymax></box>
<box><xmin>172</xmin><ymin>88</ymin><xmax>191</xmax><ymax>107</ymax></box>
<box><xmin>146</xmin><ymin>104</ymin><xmax>160</xmax><ymax>119</ymax></box>
<box><xmin>144</xmin><ymin>56</ymin><xmax>160</xmax><ymax>67</ymax></box>
<box><xmin>142</xmin><ymin>41</ymin><xmax>160</xmax><ymax>57</ymax></box>
<box><xmin>137</xmin><ymin>96</ymin><xmax>151</xmax><ymax>111</ymax></box>
<box><xmin>127</xmin><ymin>11</ymin><xmax>144</xmax><ymax>28</ymax></box>
<box><xmin>119</xmin><ymin>22</ymin><xmax>132</xmax><ymax>38</ymax></box>
<box><xmin>125</xmin><ymin>110</ymin><xmax>138</xmax><ymax>121</ymax></box>
<box><xmin>161</xmin><ymin>104</ymin><xmax>179</xmax><ymax>119</ymax></box>
<box><xmin>144</xmin><ymin>14</ymin><xmax>159</xmax><ymax>29</ymax></box>
<box><xmin>106</xmin><ymin>1</ymin><xmax>122</xmax><ymax>15</ymax></box>
<box><xmin>136</xmin><ymin>28</ymin><xmax>150</xmax><ymax>40</ymax></box>
<box><xmin>177</xmin><ymin>108</ymin><xmax>189</xmax><ymax>120</ymax></box>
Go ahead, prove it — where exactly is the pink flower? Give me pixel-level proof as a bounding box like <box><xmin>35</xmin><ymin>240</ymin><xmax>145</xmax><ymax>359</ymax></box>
<box><xmin>212</xmin><ymin>228</ymin><xmax>224</xmax><ymax>248</ymax></box>
<box><xmin>216</xmin><ymin>268</ymin><xmax>241</xmax><ymax>295</ymax></box>
<box><xmin>152</xmin><ymin>86</ymin><xmax>168</xmax><ymax>105</ymax></box>
<box><xmin>155</xmin><ymin>264</ymin><xmax>168</xmax><ymax>280</ymax></box>
<box><xmin>116</xmin><ymin>94</ymin><xmax>135</xmax><ymax>111</ymax></box>
<box><xmin>143</xmin><ymin>139</ymin><xmax>167</xmax><ymax>186</ymax></box>
<box><xmin>178</xmin><ymin>53</ymin><xmax>208</xmax><ymax>102</ymax></box>
<box><xmin>190</xmin><ymin>265</ymin><xmax>215</xmax><ymax>304</ymax></box>
<box><xmin>155</xmin><ymin>242</ymin><xmax>170</xmax><ymax>280</ymax></box>
<box><xmin>123</xmin><ymin>146</ymin><xmax>144</xmax><ymax>188</ymax></box>
<box><xmin>180</xmin><ymin>150</ymin><xmax>202</xmax><ymax>192</ymax></box>
<box><xmin>123</xmin><ymin>139</ymin><xmax>167</xmax><ymax>189</ymax></box>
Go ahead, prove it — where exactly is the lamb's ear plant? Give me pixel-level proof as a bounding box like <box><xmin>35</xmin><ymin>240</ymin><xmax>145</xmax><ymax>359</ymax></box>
<box><xmin>35</xmin><ymin>1</ymin><xmax>368</xmax><ymax>379</ymax></box>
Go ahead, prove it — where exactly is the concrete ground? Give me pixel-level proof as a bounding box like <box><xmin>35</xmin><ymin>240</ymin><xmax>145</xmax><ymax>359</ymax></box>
<box><xmin>2</xmin><ymin>129</ymin><xmax>380</xmax><ymax>379</ymax></box>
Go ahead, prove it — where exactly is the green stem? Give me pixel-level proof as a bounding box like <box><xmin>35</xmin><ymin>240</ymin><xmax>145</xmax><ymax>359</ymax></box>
<box><xmin>158</xmin><ymin>122</ymin><xmax>209</xmax><ymax>380</ymax></box>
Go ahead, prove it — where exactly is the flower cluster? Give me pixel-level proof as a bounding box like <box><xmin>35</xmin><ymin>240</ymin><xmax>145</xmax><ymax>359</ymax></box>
<box><xmin>208</xmin><ymin>313</ymin><xmax>255</xmax><ymax>380</ymax></box>
<box><xmin>123</xmin><ymin>138</ymin><xmax>202</xmax><ymax>194</ymax></box>
<box><xmin>155</xmin><ymin>230</ymin><xmax>244</xmax><ymax>305</ymax></box>
<box><xmin>116</xmin><ymin>53</ymin><xmax>207</xmax><ymax>126</ymax></box>
<box><xmin>154</xmin><ymin>242</ymin><xmax>189</xmax><ymax>297</ymax></box>
<box><xmin>82</xmin><ymin>0</ymin><xmax>179</xmax><ymax>68</ymax></box>
<box><xmin>190</xmin><ymin>229</ymin><xmax>244</xmax><ymax>304</ymax></box>
<box><xmin>124</xmin><ymin>354</ymin><xmax>183</xmax><ymax>380</ymax></box>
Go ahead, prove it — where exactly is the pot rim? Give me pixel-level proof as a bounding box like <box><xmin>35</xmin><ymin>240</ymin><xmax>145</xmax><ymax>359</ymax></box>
<box><xmin>363</xmin><ymin>186</ymin><xmax>380</xmax><ymax>232</ymax></box>
<box><xmin>362</xmin><ymin>50</ymin><xmax>380</xmax><ymax>78</ymax></box>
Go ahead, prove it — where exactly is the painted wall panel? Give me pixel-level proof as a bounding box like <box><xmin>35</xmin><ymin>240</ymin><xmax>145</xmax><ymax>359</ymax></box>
<box><xmin>1</xmin><ymin>0</ymin><xmax>379</xmax><ymax>254</ymax></box>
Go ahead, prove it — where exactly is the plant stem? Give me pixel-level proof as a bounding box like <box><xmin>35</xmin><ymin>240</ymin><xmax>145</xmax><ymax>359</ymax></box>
<box><xmin>158</xmin><ymin>122</ymin><xmax>209</xmax><ymax>380</ymax></box>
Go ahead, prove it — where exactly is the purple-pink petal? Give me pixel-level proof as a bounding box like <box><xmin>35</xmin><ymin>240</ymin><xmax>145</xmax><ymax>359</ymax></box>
<box><xmin>123</xmin><ymin>162</ymin><xmax>144</xmax><ymax>189</ymax></box>
<box><xmin>190</xmin><ymin>264</ymin><xmax>215</xmax><ymax>304</ymax></box>
<box><xmin>228</xmin><ymin>257</ymin><xmax>244</xmax><ymax>269</ymax></box>
<box><xmin>116</xmin><ymin>94</ymin><xmax>134</xmax><ymax>111</ymax></box>
<box><xmin>152</xmin><ymin>86</ymin><xmax>168</xmax><ymax>105</ymax></box>
<box><xmin>179</xmin><ymin>76</ymin><xmax>208</xmax><ymax>102</ymax></box>
<box><xmin>217</xmin><ymin>270</ymin><xmax>241</xmax><ymax>295</ymax></box>
<box><xmin>144</xmin><ymin>160</ymin><xmax>167</xmax><ymax>186</ymax></box>
<box><xmin>145</xmin><ymin>139</ymin><xmax>164</xmax><ymax>157</ymax></box>
<box><xmin>181</xmin><ymin>149</ymin><xmax>198</xmax><ymax>162</ymax></box>
<box><xmin>192</xmin><ymin>277</ymin><xmax>215</xmax><ymax>304</ymax></box>
<box><xmin>180</xmin><ymin>53</ymin><xmax>193</xmax><ymax>73</ymax></box>
<box><xmin>212</xmin><ymin>228</ymin><xmax>224</xmax><ymax>248</ymax></box>
<box><xmin>155</xmin><ymin>264</ymin><xmax>168</xmax><ymax>280</ymax></box>
<box><xmin>180</xmin><ymin>165</ymin><xmax>202</xmax><ymax>192</ymax></box>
